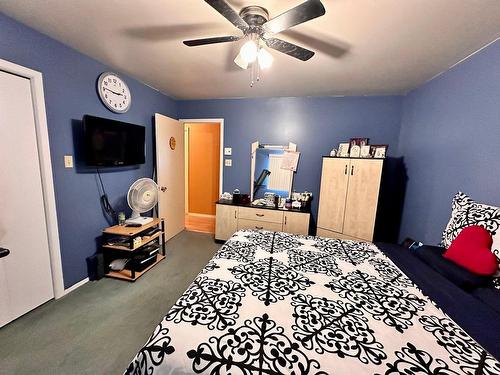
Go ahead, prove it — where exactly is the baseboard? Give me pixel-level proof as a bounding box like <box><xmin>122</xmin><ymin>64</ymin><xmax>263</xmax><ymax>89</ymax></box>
<box><xmin>60</xmin><ymin>277</ymin><xmax>89</xmax><ymax>298</ymax></box>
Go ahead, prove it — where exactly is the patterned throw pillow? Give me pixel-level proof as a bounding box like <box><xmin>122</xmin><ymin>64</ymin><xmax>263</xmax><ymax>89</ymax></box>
<box><xmin>441</xmin><ymin>192</ymin><xmax>500</xmax><ymax>289</ymax></box>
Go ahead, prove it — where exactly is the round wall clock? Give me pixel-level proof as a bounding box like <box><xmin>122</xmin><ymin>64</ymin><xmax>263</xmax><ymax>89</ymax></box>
<box><xmin>97</xmin><ymin>72</ymin><xmax>131</xmax><ymax>113</ymax></box>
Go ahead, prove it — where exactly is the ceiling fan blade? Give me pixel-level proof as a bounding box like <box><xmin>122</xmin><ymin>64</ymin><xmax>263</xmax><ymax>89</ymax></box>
<box><xmin>281</xmin><ymin>29</ymin><xmax>350</xmax><ymax>58</ymax></box>
<box><xmin>205</xmin><ymin>0</ymin><xmax>249</xmax><ymax>32</ymax></box>
<box><xmin>262</xmin><ymin>0</ymin><xmax>326</xmax><ymax>34</ymax></box>
<box><xmin>183</xmin><ymin>35</ymin><xmax>242</xmax><ymax>46</ymax></box>
<box><xmin>264</xmin><ymin>38</ymin><xmax>315</xmax><ymax>61</ymax></box>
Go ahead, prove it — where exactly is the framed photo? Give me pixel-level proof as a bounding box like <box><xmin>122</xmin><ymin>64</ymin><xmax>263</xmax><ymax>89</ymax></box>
<box><xmin>349</xmin><ymin>145</ymin><xmax>361</xmax><ymax>158</ymax></box>
<box><xmin>350</xmin><ymin>137</ymin><xmax>369</xmax><ymax>148</ymax></box>
<box><xmin>360</xmin><ymin>145</ymin><xmax>371</xmax><ymax>158</ymax></box>
<box><xmin>370</xmin><ymin>144</ymin><xmax>388</xmax><ymax>159</ymax></box>
<box><xmin>338</xmin><ymin>143</ymin><xmax>350</xmax><ymax>157</ymax></box>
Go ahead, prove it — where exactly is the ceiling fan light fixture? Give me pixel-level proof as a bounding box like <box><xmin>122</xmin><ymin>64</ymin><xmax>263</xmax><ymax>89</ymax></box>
<box><xmin>234</xmin><ymin>52</ymin><xmax>249</xmax><ymax>70</ymax></box>
<box><xmin>257</xmin><ymin>48</ymin><xmax>273</xmax><ymax>70</ymax></box>
<box><xmin>185</xmin><ymin>0</ymin><xmax>327</xmax><ymax>87</ymax></box>
<box><xmin>239</xmin><ymin>38</ymin><xmax>258</xmax><ymax>63</ymax></box>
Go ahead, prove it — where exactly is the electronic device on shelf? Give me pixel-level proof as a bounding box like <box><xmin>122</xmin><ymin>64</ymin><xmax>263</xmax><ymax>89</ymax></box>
<box><xmin>142</xmin><ymin>227</ymin><xmax>161</xmax><ymax>237</ymax></box>
<box><xmin>139</xmin><ymin>243</ymin><xmax>160</xmax><ymax>257</ymax></box>
<box><xmin>105</xmin><ymin>236</ymin><xmax>130</xmax><ymax>246</ymax></box>
<box><xmin>129</xmin><ymin>253</ymin><xmax>157</xmax><ymax>272</ymax></box>
<box><xmin>125</xmin><ymin>178</ymin><xmax>159</xmax><ymax>226</ymax></box>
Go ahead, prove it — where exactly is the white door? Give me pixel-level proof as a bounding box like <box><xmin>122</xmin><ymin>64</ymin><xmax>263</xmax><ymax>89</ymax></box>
<box><xmin>155</xmin><ymin>113</ymin><xmax>185</xmax><ymax>240</ymax></box>
<box><xmin>0</xmin><ymin>71</ymin><xmax>54</xmax><ymax>327</ymax></box>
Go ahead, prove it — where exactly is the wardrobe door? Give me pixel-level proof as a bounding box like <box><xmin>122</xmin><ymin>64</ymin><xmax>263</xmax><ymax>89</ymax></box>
<box><xmin>317</xmin><ymin>158</ymin><xmax>350</xmax><ymax>233</ymax></box>
<box><xmin>343</xmin><ymin>159</ymin><xmax>383</xmax><ymax>241</ymax></box>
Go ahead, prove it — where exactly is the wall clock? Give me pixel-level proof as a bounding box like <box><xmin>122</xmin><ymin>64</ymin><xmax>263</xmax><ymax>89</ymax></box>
<box><xmin>97</xmin><ymin>72</ymin><xmax>131</xmax><ymax>113</ymax></box>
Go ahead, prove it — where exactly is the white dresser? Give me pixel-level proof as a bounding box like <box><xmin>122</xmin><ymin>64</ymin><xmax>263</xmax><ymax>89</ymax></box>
<box><xmin>215</xmin><ymin>201</ymin><xmax>310</xmax><ymax>241</ymax></box>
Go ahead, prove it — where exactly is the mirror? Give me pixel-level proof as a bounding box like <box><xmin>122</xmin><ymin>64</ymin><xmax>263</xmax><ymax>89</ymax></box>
<box><xmin>251</xmin><ymin>142</ymin><xmax>297</xmax><ymax>201</ymax></box>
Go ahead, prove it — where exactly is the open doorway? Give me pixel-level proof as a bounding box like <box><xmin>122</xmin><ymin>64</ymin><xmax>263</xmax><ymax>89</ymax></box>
<box><xmin>182</xmin><ymin>119</ymin><xmax>223</xmax><ymax>234</ymax></box>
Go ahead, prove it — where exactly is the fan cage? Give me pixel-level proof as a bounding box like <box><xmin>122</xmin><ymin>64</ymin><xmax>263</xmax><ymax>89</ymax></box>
<box><xmin>127</xmin><ymin>178</ymin><xmax>159</xmax><ymax>214</ymax></box>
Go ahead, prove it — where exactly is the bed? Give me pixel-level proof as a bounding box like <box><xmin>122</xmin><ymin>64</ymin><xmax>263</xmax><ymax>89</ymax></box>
<box><xmin>125</xmin><ymin>230</ymin><xmax>500</xmax><ymax>374</ymax></box>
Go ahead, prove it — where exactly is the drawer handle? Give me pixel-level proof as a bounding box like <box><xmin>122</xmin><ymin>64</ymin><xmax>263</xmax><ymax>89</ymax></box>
<box><xmin>255</xmin><ymin>226</ymin><xmax>264</xmax><ymax>230</ymax></box>
<box><xmin>256</xmin><ymin>213</ymin><xmax>265</xmax><ymax>217</ymax></box>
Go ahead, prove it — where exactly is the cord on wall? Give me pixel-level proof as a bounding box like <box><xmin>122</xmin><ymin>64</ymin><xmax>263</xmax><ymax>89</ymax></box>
<box><xmin>96</xmin><ymin>169</ymin><xmax>116</xmax><ymax>222</ymax></box>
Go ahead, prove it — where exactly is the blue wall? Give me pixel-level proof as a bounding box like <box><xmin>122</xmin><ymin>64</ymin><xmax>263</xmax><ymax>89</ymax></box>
<box><xmin>5</xmin><ymin>10</ymin><xmax>495</xmax><ymax>288</ymax></box>
<box><xmin>178</xmin><ymin>96</ymin><xmax>403</xmax><ymax>220</ymax></box>
<box><xmin>0</xmin><ymin>12</ymin><xmax>402</xmax><ymax>288</ymax></box>
<box><xmin>397</xmin><ymin>40</ymin><xmax>500</xmax><ymax>244</ymax></box>
<box><xmin>0</xmin><ymin>14</ymin><xmax>177</xmax><ymax>288</ymax></box>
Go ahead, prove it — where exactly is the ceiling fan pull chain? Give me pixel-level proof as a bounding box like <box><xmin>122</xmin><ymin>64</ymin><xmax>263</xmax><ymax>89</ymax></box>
<box><xmin>256</xmin><ymin>56</ymin><xmax>261</xmax><ymax>82</ymax></box>
<box><xmin>250</xmin><ymin>62</ymin><xmax>255</xmax><ymax>87</ymax></box>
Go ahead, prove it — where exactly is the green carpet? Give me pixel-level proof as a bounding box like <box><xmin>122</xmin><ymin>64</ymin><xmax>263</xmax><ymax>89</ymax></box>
<box><xmin>0</xmin><ymin>231</ymin><xmax>220</xmax><ymax>375</ymax></box>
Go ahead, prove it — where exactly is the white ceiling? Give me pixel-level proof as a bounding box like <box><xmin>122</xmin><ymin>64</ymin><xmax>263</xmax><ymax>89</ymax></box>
<box><xmin>1</xmin><ymin>0</ymin><xmax>500</xmax><ymax>99</ymax></box>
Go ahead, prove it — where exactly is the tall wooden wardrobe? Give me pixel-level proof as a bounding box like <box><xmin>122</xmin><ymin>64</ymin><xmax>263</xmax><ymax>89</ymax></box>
<box><xmin>317</xmin><ymin>157</ymin><xmax>383</xmax><ymax>241</ymax></box>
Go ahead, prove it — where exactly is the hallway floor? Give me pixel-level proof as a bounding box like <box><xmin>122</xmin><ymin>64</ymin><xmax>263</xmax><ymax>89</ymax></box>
<box><xmin>185</xmin><ymin>213</ymin><xmax>215</xmax><ymax>234</ymax></box>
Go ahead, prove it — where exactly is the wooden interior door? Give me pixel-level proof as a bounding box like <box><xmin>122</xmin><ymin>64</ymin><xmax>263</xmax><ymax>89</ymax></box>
<box><xmin>0</xmin><ymin>71</ymin><xmax>54</xmax><ymax>327</ymax></box>
<box><xmin>343</xmin><ymin>159</ymin><xmax>383</xmax><ymax>241</ymax></box>
<box><xmin>317</xmin><ymin>158</ymin><xmax>350</xmax><ymax>233</ymax></box>
<box><xmin>155</xmin><ymin>113</ymin><xmax>185</xmax><ymax>240</ymax></box>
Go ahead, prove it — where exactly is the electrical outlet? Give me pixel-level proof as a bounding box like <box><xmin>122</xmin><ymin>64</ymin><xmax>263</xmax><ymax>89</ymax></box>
<box><xmin>64</xmin><ymin>155</ymin><xmax>73</xmax><ymax>168</ymax></box>
<box><xmin>224</xmin><ymin>147</ymin><xmax>232</xmax><ymax>156</ymax></box>
<box><xmin>225</xmin><ymin>159</ymin><xmax>232</xmax><ymax>167</ymax></box>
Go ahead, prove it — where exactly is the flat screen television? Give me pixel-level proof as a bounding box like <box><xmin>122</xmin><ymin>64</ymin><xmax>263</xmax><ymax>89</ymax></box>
<box><xmin>83</xmin><ymin>115</ymin><xmax>145</xmax><ymax>166</ymax></box>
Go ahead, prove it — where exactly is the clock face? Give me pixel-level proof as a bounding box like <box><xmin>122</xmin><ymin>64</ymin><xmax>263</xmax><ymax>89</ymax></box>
<box><xmin>97</xmin><ymin>72</ymin><xmax>131</xmax><ymax>113</ymax></box>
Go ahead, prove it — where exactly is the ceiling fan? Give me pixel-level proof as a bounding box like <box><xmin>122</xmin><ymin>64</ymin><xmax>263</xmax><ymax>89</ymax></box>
<box><xmin>183</xmin><ymin>0</ymin><xmax>326</xmax><ymax>86</ymax></box>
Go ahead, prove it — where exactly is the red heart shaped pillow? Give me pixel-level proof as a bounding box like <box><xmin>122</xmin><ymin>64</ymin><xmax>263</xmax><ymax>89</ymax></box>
<box><xmin>443</xmin><ymin>225</ymin><xmax>498</xmax><ymax>275</ymax></box>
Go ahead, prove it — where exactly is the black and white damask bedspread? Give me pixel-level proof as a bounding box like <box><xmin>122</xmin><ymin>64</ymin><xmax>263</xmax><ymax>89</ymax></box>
<box><xmin>125</xmin><ymin>230</ymin><xmax>500</xmax><ymax>375</ymax></box>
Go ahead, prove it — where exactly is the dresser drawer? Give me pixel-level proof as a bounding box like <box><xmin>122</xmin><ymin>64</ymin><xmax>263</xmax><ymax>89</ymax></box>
<box><xmin>238</xmin><ymin>207</ymin><xmax>283</xmax><ymax>223</ymax></box>
<box><xmin>237</xmin><ymin>219</ymin><xmax>283</xmax><ymax>232</ymax></box>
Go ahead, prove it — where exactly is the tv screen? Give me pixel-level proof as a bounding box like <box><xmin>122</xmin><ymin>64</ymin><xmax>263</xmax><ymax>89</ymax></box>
<box><xmin>83</xmin><ymin>115</ymin><xmax>145</xmax><ymax>166</ymax></box>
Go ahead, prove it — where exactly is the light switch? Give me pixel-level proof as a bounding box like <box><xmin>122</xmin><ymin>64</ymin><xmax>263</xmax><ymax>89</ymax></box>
<box><xmin>224</xmin><ymin>147</ymin><xmax>232</xmax><ymax>156</ymax></box>
<box><xmin>64</xmin><ymin>155</ymin><xmax>73</xmax><ymax>168</ymax></box>
<box><xmin>225</xmin><ymin>159</ymin><xmax>232</xmax><ymax>167</ymax></box>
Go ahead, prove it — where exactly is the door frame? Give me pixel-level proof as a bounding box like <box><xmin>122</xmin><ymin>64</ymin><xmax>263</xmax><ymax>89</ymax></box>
<box><xmin>0</xmin><ymin>58</ymin><xmax>64</xmax><ymax>299</ymax></box>
<box><xmin>179</xmin><ymin>118</ymin><xmax>224</xmax><ymax>215</ymax></box>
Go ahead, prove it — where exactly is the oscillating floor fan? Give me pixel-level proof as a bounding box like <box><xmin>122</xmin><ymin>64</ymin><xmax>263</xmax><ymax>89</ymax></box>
<box><xmin>125</xmin><ymin>178</ymin><xmax>159</xmax><ymax>225</ymax></box>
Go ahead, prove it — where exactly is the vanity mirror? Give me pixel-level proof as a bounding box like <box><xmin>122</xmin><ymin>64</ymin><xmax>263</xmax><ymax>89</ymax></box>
<box><xmin>250</xmin><ymin>142</ymin><xmax>298</xmax><ymax>202</ymax></box>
